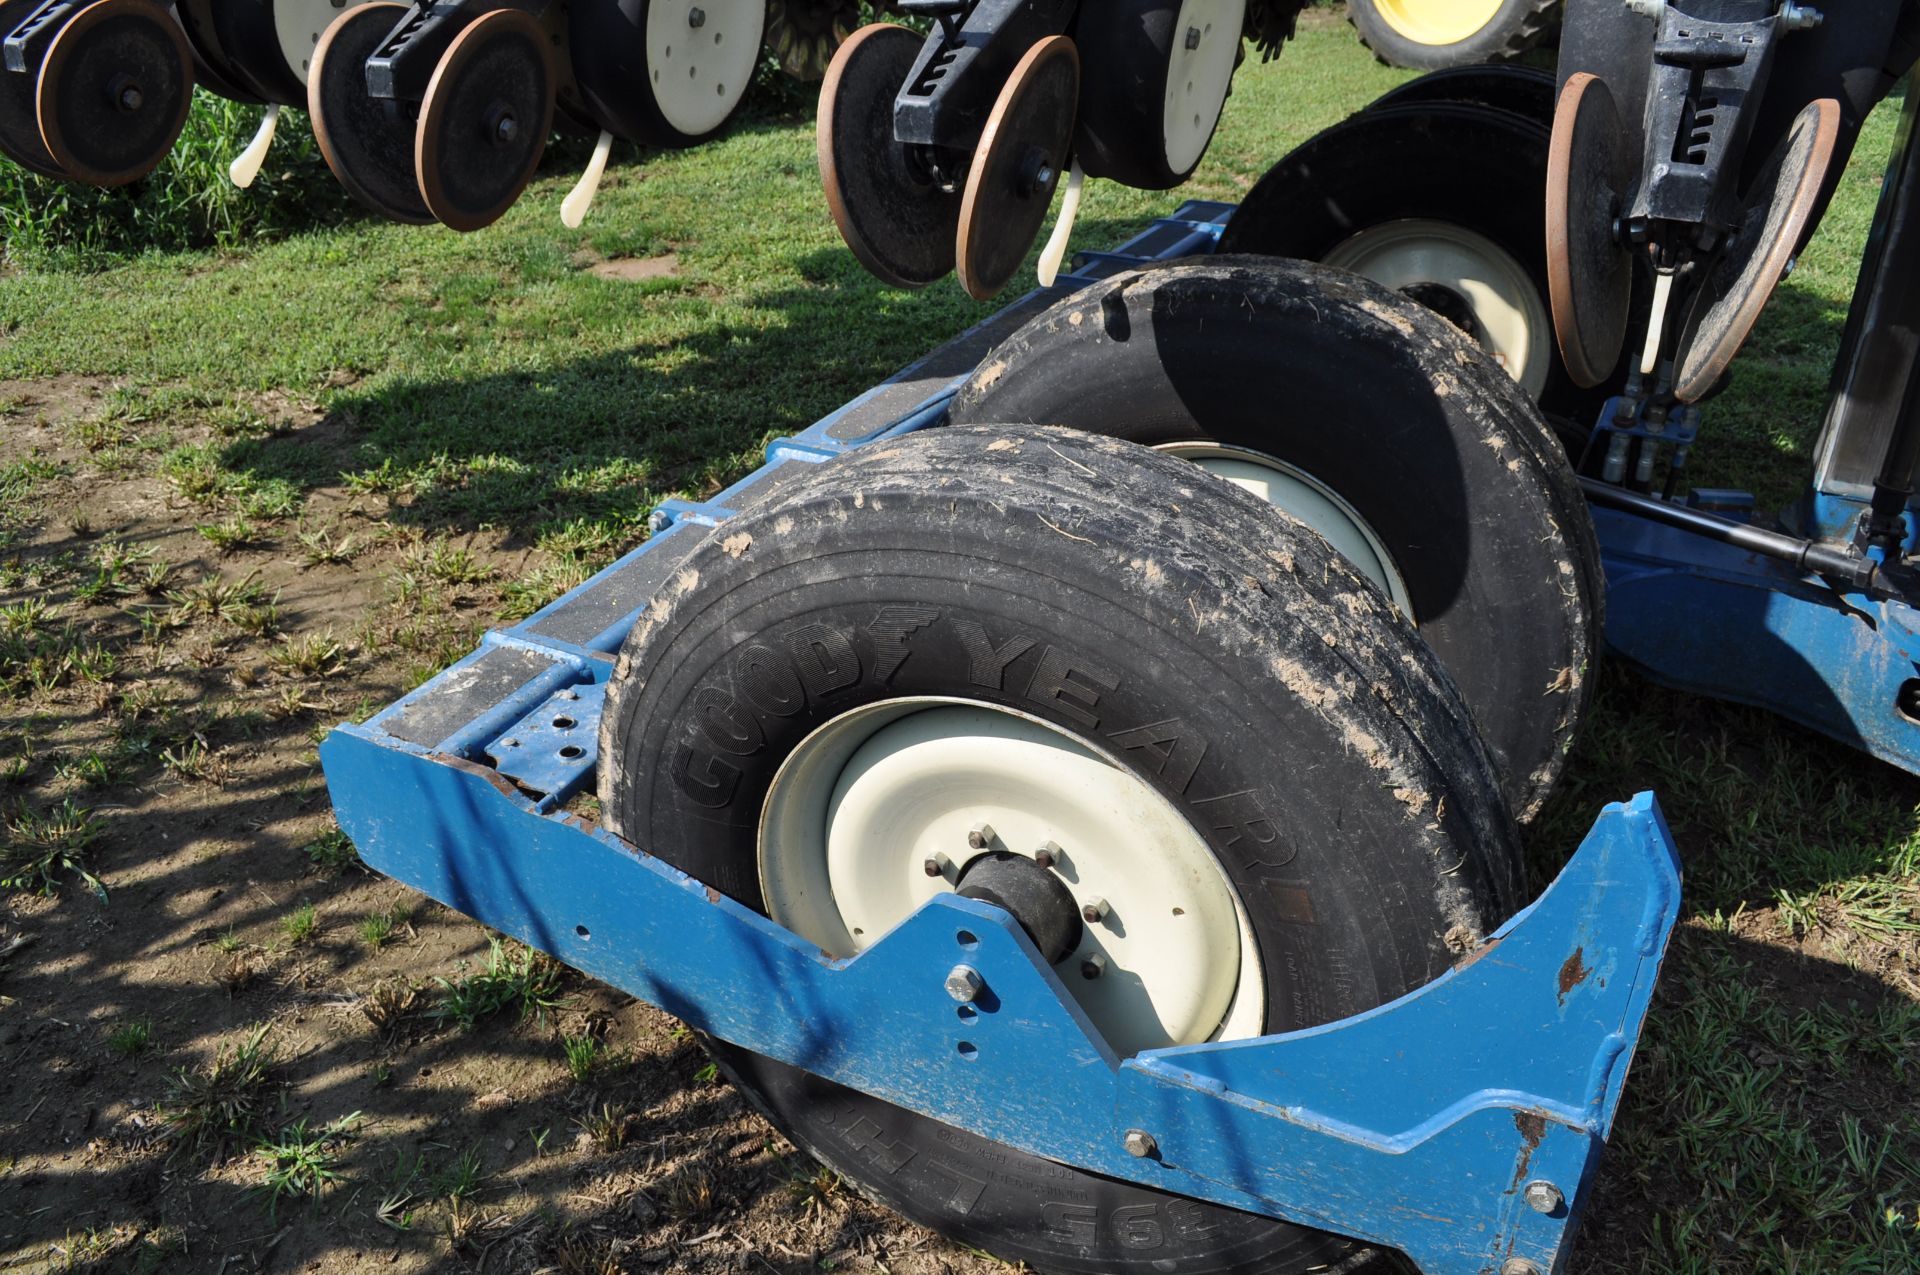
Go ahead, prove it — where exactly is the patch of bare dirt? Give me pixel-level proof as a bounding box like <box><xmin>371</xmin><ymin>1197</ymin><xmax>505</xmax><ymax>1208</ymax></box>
<box><xmin>0</xmin><ymin>377</ymin><xmax>1004</xmax><ymax>1274</ymax></box>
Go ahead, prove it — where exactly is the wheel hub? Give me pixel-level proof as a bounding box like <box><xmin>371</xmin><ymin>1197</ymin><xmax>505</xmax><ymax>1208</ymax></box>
<box><xmin>759</xmin><ymin>699</ymin><xmax>1263</xmax><ymax>1056</ymax></box>
<box><xmin>954</xmin><ymin>850</ymin><xmax>1082</xmax><ymax>965</ymax></box>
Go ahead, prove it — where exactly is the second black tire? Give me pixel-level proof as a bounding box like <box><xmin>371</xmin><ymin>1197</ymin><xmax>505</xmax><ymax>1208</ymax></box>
<box><xmin>948</xmin><ymin>256</ymin><xmax>1601</xmax><ymax>822</ymax></box>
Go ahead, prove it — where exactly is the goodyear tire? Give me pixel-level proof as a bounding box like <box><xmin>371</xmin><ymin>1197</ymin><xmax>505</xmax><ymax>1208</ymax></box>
<box><xmin>1345</xmin><ymin>0</ymin><xmax>1556</xmax><ymax>70</ymax></box>
<box><xmin>601</xmin><ymin>424</ymin><xmax>1521</xmax><ymax>1275</ymax></box>
<box><xmin>947</xmin><ymin>257</ymin><xmax>1601</xmax><ymax>822</ymax></box>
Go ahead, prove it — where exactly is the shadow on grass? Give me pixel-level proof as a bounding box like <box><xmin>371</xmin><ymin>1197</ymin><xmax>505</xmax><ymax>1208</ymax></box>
<box><xmin>202</xmin><ymin>223</ymin><xmax>1151</xmax><ymax>545</ymax></box>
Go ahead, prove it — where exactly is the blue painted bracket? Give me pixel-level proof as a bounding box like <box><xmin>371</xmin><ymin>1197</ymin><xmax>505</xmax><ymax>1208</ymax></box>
<box><xmin>1596</xmin><ymin>505</ymin><xmax>1920</xmax><ymax>774</ymax></box>
<box><xmin>324</xmin><ymin>716</ymin><xmax>1679</xmax><ymax>1275</ymax></box>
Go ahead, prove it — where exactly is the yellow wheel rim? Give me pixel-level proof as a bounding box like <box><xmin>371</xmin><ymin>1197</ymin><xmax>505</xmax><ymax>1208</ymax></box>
<box><xmin>1370</xmin><ymin>0</ymin><xmax>1505</xmax><ymax>47</ymax></box>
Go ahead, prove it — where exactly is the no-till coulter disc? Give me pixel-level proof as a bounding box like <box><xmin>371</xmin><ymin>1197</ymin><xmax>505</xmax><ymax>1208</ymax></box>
<box><xmin>35</xmin><ymin>0</ymin><xmax>192</xmax><ymax>185</ymax></box>
<box><xmin>818</xmin><ymin>23</ymin><xmax>959</xmax><ymax>288</ymax></box>
<box><xmin>415</xmin><ymin>6</ymin><xmax>554</xmax><ymax>231</ymax></box>
<box><xmin>1545</xmin><ymin>71</ymin><xmax>1634</xmax><ymax>388</ymax></box>
<box><xmin>956</xmin><ymin>35</ymin><xmax>1078</xmax><ymax>301</ymax></box>
<box><xmin>309</xmin><ymin>1</ymin><xmax>432</xmax><ymax>225</ymax></box>
<box><xmin>1673</xmin><ymin>97</ymin><xmax>1840</xmax><ymax>402</ymax></box>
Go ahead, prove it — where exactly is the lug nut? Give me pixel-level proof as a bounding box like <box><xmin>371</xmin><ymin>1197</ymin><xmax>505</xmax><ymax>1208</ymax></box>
<box><xmin>1033</xmin><ymin>841</ymin><xmax>1061</xmax><ymax>870</ymax></box>
<box><xmin>924</xmin><ymin>851</ymin><xmax>951</xmax><ymax>878</ymax></box>
<box><xmin>1080</xmin><ymin>953</ymin><xmax>1106</xmax><ymax>980</ymax></box>
<box><xmin>1184</xmin><ymin>25</ymin><xmax>1201</xmax><ymax>49</ymax></box>
<box><xmin>944</xmin><ymin>965</ymin><xmax>982</xmax><ymax>1003</ymax></box>
<box><xmin>1122</xmin><ymin>1129</ymin><xmax>1157</xmax><ymax>1158</ymax></box>
<box><xmin>966</xmin><ymin>822</ymin><xmax>994</xmax><ymax>850</ymax></box>
<box><xmin>1081</xmin><ymin>897</ymin><xmax>1110</xmax><ymax>923</ymax></box>
<box><xmin>1523</xmin><ymin>1180</ymin><xmax>1564</xmax><ymax>1215</ymax></box>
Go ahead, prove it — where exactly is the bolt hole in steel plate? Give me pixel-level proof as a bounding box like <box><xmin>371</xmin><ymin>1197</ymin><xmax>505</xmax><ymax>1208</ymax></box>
<box><xmin>415</xmin><ymin>6</ymin><xmax>555</xmax><ymax>231</ymax></box>
<box><xmin>1162</xmin><ymin>0</ymin><xmax>1242</xmax><ymax>178</ymax></box>
<box><xmin>956</xmin><ymin>35</ymin><xmax>1079</xmax><ymax>301</ymax></box>
<box><xmin>758</xmin><ymin>697</ymin><xmax>1265</xmax><ymax>1059</ymax></box>
<box><xmin>818</xmin><ymin>23</ymin><xmax>959</xmax><ymax>288</ymax></box>
<box><xmin>1322</xmin><ymin>218</ymin><xmax>1553</xmax><ymax>399</ymax></box>
<box><xmin>0</xmin><ymin>0</ymin><xmax>68</xmax><ymax>176</ymax></box>
<box><xmin>35</xmin><ymin>0</ymin><xmax>192</xmax><ymax>185</ymax></box>
<box><xmin>1545</xmin><ymin>71</ymin><xmax>1635</xmax><ymax>388</ymax></box>
<box><xmin>1156</xmin><ymin>442</ymin><xmax>1416</xmax><ymax>615</ymax></box>
<box><xmin>308</xmin><ymin>1</ymin><xmax>433</xmax><ymax>223</ymax></box>
<box><xmin>1672</xmin><ymin>97</ymin><xmax>1840</xmax><ymax>402</ymax></box>
<box><xmin>647</xmin><ymin>0</ymin><xmax>761</xmax><ymax>137</ymax></box>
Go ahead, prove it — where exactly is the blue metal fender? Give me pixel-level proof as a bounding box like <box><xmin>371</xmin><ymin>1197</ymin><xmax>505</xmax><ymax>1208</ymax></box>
<box><xmin>323</xmin><ymin>717</ymin><xmax>1679</xmax><ymax>1275</ymax></box>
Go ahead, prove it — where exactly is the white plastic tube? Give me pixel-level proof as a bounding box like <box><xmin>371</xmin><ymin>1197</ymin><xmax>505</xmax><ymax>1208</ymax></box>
<box><xmin>228</xmin><ymin>104</ymin><xmax>281</xmax><ymax>189</ymax></box>
<box><xmin>561</xmin><ymin>130</ymin><xmax>615</xmax><ymax>229</ymax></box>
<box><xmin>1036</xmin><ymin>161</ymin><xmax>1085</xmax><ymax>288</ymax></box>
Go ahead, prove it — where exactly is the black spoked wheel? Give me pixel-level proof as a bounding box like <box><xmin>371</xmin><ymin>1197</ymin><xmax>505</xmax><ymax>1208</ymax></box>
<box><xmin>1218</xmin><ymin>100</ymin><xmax>1610</xmax><ymax>436</ymax></box>
<box><xmin>600</xmin><ymin>423</ymin><xmax>1524</xmax><ymax>1274</ymax></box>
<box><xmin>946</xmin><ymin>257</ymin><xmax>1601</xmax><ymax>823</ymax></box>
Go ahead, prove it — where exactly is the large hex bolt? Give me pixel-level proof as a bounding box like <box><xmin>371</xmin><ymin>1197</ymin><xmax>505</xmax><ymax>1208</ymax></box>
<box><xmin>944</xmin><ymin>965</ymin><xmax>983</xmax><ymax>1004</ymax></box>
<box><xmin>1122</xmin><ymin>1129</ymin><xmax>1157</xmax><ymax>1158</ymax></box>
<box><xmin>1523</xmin><ymin>1181</ymin><xmax>1564</xmax><ymax>1215</ymax></box>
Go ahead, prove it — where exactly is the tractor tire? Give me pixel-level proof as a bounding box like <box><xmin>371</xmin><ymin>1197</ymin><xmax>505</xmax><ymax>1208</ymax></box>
<box><xmin>1345</xmin><ymin>0</ymin><xmax>1556</xmax><ymax>70</ymax></box>
<box><xmin>1217</xmin><ymin>100</ymin><xmax>1608</xmax><ymax>439</ymax></box>
<box><xmin>947</xmin><ymin>257</ymin><xmax>1601</xmax><ymax>823</ymax></box>
<box><xmin>601</xmin><ymin>424</ymin><xmax>1522</xmax><ymax>1275</ymax></box>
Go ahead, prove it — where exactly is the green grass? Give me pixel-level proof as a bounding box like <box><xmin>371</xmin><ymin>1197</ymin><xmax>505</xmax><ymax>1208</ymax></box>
<box><xmin>162</xmin><ymin>1023</ymin><xmax>279</xmax><ymax>1156</ymax></box>
<box><xmin>2</xmin><ymin>797</ymin><xmax>107</xmax><ymax>898</ymax></box>
<box><xmin>0</xmin><ymin>16</ymin><xmax>1915</xmax><ymax>1271</ymax></box>
<box><xmin>106</xmin><ymin>1018</ymin><xmax>154</xmax><ymax>1058</ymax></box>
<box><xmin>432</xmin><ymin>938</ymin><xmax>567</xmax><ymax>1031</ymax></box>
<box><xmin>252</xmin><ymin>1113</ymin><xmax>359</xmax><ymax>1219</ymax></box>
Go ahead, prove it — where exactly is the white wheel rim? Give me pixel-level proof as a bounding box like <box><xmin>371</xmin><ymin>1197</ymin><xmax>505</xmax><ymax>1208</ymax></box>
<box><xmin>275</xmin><ymin>0</ymin><xmax>376</xmax><ymax>87</ymax></box>
<box><xmin>1159</xmin><ymin>442</ymin><xmax>1415</xmax><ymax>616</ymax></box>
<box><xmin>1161</xmin><ymin>0</ymin><xmax>1245</xmax><ymax>177</ymax></box>
<box><xmin>646</xmin><ymin>0</ymin><xmax>763</xmax><ymax>138</ymax></box>
<box><xmin>1322</xmin><ymin>218</ymin><xmax>1552</xmax><ymax>400</ymax></box>
<box><xmin>760</xmin><ymin>698</ymin><xmax>1265</xmax><ymax>1058</ymax></box>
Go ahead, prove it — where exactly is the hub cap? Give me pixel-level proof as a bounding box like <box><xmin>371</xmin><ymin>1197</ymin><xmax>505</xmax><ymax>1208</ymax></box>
<box><xmin>1370</xmin><ymin>0</ymin><xmax>1504</xmax><ymax>47</ymax></box>
<box><xmin>1158</xmin><ymin>442</ymin><xmax>1415</xmax><ymax>616</ymax></box>
<box><xmin>275</xmin><ymin>0</ymin><xmax>376</xmax><ymax>86</ymax></box>
<box><xmin>760</xmin><ymin>699</ymin><xmax>1263</xmax><ymax>1057</ymax></box>
<box><xmin>647</xmin><ymin>0</ymin><xmax>763</xmax><ymax>137</ymax></box>
<box><xmin>1162</xmin><ymin>0</ymin><xmax>1244</xmax><ymax>176</ymax></box>
<box><xmin>1322</xmin><ymin>218</ymin><xmax>1551</xmax><ymax>399</ymax></box>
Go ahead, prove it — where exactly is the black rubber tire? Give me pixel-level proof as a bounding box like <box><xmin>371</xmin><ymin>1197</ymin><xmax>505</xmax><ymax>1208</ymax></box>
<box><xmin>1345</xmin><ymin>0</ymin><xmax>1556</xmax><ymax>70</ymax></box>
<box><xmin>569</xmin><ymin>0</ymin><xmax>762</xmax><ymax>148</ymax></box>
<box><xmin>1367</xmin><ymin>62</ymin><xmax>1553</xmax><ymax>125</ymax></box>
<box><xmin>600</xmin><ymin>424</ymin><xmax>1523</xmax><ymax>1275</ymax></box>
<box><xmin>947</xmin><ymin>258</ymin><xmax>1601</xmax><ymax>823</ymax></box>
<box><xmin>1217</xmin><ymin>101</ymin><xmax>1606</xmax><ymax>439</ymax></box>
<box><xmin>1070</xmin><ymin>0</ymin><xmax>1242</xmax><ymax>190</ymax></box>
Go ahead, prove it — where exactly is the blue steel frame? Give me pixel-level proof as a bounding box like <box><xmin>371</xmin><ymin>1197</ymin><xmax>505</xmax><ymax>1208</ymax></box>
<box><xmin>322</xmin><ymin>205</ymin><xmax>1689</xmax><ymax>1275</ymax></box>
